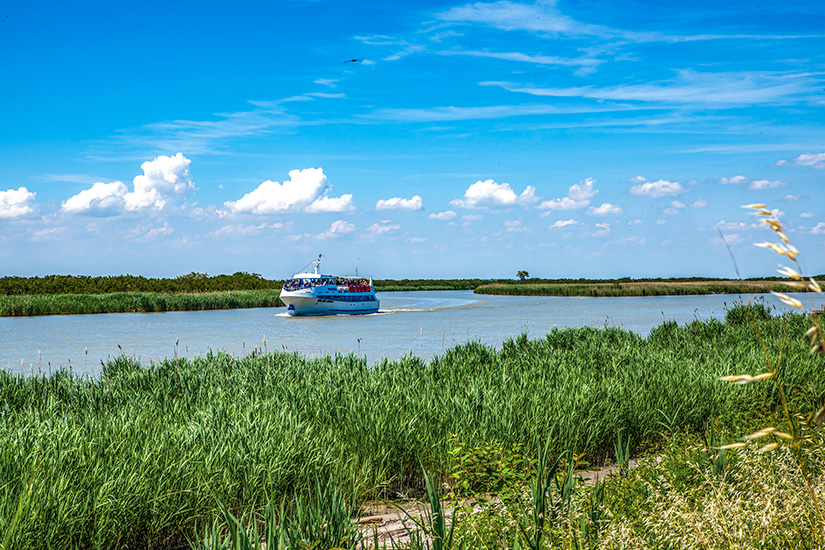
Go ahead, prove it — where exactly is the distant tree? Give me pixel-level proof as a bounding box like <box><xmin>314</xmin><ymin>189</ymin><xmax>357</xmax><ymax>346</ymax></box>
<box><xmin>517</xmin><ymin>270</ymin><xmax>529</xmax><ymax>281</ymax></box>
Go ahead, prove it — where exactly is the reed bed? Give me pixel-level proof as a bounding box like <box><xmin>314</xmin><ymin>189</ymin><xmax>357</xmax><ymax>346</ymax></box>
<box><xmin>0</xmin><ymin>289</ymin><xmax>282</xmax><ymax>316</ymax></box>
<box><xmin>1</xmin><ymin>312</ymin><xmax>823</xmax><ymax>549</ymax></box>
<box><xmin>475</xmin><ymin>281</ymin><xmax>794</xmax><ymax>297</ymax></box>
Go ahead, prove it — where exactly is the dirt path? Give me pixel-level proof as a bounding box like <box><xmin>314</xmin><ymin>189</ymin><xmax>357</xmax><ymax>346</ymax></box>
<box><xmin>355</xmin><ymin>459</ymin><xmax>638</xmax><ymax>545</ymax></box>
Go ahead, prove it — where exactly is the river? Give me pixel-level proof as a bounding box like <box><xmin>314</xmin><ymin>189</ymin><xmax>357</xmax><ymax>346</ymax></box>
<box><xmin>1</xmin><ymin>290</ymin><xmax>821</xmax><ymax>376</ymax></box>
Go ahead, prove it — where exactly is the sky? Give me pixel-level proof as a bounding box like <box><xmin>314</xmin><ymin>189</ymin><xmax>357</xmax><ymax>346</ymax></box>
<box><xmin>1</xmin><ymin>0</ymin><xmax>824</xmax><ymax>280</ymax></box>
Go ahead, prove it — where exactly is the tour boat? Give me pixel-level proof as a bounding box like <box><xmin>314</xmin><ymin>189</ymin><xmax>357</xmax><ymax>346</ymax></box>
<box><xmin>280</xmin><ymin>255</ymin><xmax>379</xmax><ymax>316</ymax></box>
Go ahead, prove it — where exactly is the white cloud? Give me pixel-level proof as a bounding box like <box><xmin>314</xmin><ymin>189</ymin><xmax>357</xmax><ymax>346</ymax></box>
<box><xmin>549</xmin><ymin>219</ymin><xmax>577</xmax><ymax>229</ymax></box>
<box><xmin>807</xmin><ymin>222</ymin><xmax>825</xmax><ymax>235</ymax></box>
<box><xmin>776</xmin><ymin>152</ymin><xmax>825</xmax><ymax>169</ymax></box>
<box><xmin>130</xmin><ymin>221</ymin><xmax>174</xmax><ymax>242</ymax></box>
<box><xmin>318</xmin><ymin>220</ymin><xmax>356</xmax><ymax>240</ymax></box>
<box><xmin>588</xmin><ymin>202</ymin><xmax>623</xmax><ymax>216</ymax></box>
<box><xmin>207</xmin><ymin>222</ymin><xmax>286</xmax><ymax>237</ymax></box>
<box><xmin>692</xmin><ymin>199</ymin><xmax>708</xmax><ymax>208</ymax></box>
<box><xmin>614</xmin><ymin>236</ymin><xmax>646</xmax><ymax>245</ymax></box>
<box><xmin>429</xmin><ymin>210</ymin><xmax>457</xmax><ymax>220</ymax></box>
<box><xmin>629</xmin><ymin>179</ymin><xmax>686</xmax><ymax>198</ymax></box>
<box><xmin>655</xmin><ymin>219</ymin><xmax>666</xmax><ymax>225</ymax></box>
<box><xmin>670</xmin><ymin>200</ymin><xmax>687</xmax><ymax>209</ymax></box>
<box><xmin>304</xmin><ymin>194</ymin><xmax>355</xmax><ymax>213</ymax></box>
<box><xmin>450</xmin><ymin>179</ymin><xmax>536</xmax><ymax>208</ymax></box>
<box><xmin>462</xmin><ymin>214</ymin><xmax>483</xmax><ymax>221</ymax></box>
<box><xmin>484</xmin><ymin>70</ymin><xmax>817</xmax><ymax>106</ymax></box>
<box><xmin>0</xmin><ymin>187</ymin><xmax>36</xmax><ymax>218</ymax></box>
<box><xmin>783</xmin><ymin>194</ymin><xmax>801</xmax><ymax>201</ymax></box>
<box><xmin>125</xmin><ymin>153</ymin><xmax>194</xmax><ymax>211</ymax></box>
<box><xmin>663</xmin><ymin>208</ymin><xmax>681</xmax><ymax>216</ymax></box>
<box><xmin>719</xmin><ymin>175</ymin><xmax>748</xmax><ymax>185</ymax></box>
<box><xmin>712</xmin><ymin>234</ymin><xmax>744</xmax><ymax>245</ymax></box>
<box><xmin>223</xmin><ymin>167</ymin><xmax>353</xmax><ymax>215</ymax></box>
<box><xmin>748</xmin><ymin>179</ymin><xmax>786</xmax><ymax>190</ymax></box>
<box><xmin>62</xmin><ymin>181</ymin><xmax>129</xmax><ymax>215</ymax></box>
<box><xmin>409</xmin><ymin>236</ymin><xmax>428</xmax><ymax>243</ymax></box>
<box><xmin>538</xmin><ymin>177</ymin><xmax>598</xmax><ymax>210</ymax></box>
<box><xmin>376</xmin><ymin>195</ymin><xmax>423</xmax><ymax>211</ymax></box>
<box><xmin>368</xmin><ymin>221</ymin><xmax>401</xmax><ymax>235</ymax></box>
<box><xmin>800</xmin><ymin>212</ymin><xmax>814</xmax><ymax>218</ymax></box>
<box><xmin>62</xmin><ymin>153</ymin><xmax>194</xmax><ymax>215</ymax></box>
<box><xmin>628</xmin><ymin>219</ymin><xmax>643</xmax><ymax>226</ymax></box>
<box><xmin>592</xmin><ymin>222</ymin><xmax>611</xmax><ymax>237</ymax></box>
<box><xmin>628</xmin><ymin>175</ymin><xmax>646</xmax><ymax>183</ymax></box>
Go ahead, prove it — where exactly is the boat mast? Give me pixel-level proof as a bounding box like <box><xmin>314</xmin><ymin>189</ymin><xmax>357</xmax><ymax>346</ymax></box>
<box><xmin>313</xmin><ymin>254</ymin><xmax>323</xmax><ymax>275</ymax></box>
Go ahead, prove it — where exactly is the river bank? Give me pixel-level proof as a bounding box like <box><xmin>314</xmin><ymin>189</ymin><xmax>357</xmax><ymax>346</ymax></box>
<box><xmin>2</xmin><ymin>310</ymin><xmax>823</xmax><ymax>548</ymax></box>
<box><xmin>474</xmin><ymin>279</ymin><xmax>799</xmax><ymax>297</ymax></box>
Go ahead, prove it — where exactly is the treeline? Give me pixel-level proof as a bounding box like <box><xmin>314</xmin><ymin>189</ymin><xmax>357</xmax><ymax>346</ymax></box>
<box><xmin>0</xmin><ymin>272</ymin><xmax>283</xmax><ymax>296</ymax></box>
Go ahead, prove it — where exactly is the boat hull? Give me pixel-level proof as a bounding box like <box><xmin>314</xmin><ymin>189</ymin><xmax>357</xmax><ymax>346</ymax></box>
<box><xmin>280</xmin><ymin>292</ymin><xmax>379</xmax><ymax>316</ymax></box>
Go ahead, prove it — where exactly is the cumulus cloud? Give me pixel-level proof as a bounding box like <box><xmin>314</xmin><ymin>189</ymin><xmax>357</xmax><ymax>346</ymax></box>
<box><xmin>224</xmin><ymin>167</ymin><xmax>354</xmax><ymax>215</ymax></box>
<box><xmin>628</xmin><ymin>175</ymin><xmax>646</xmax><ymax>183</ymax></box>
<box><xmin>368</xmin><ymin>221</ymin><xmax>401</xmax><ymax>235</ymax></box>
<box><xmin>0</xmin><ymin>187</ymin><xmax>36</xmax><ymax>218</ymax></box>
<box><xmin>692</xmin><ymin>199</ymin><xmax>708</xmax><ymax>208</ymax></box>
<box><xmin>450</xmin><ymin>179</ymin><xmax>536</xmax><ymax>208</ymax></box>
<box><xmin>628</xmin><ymin>219</ymin><xmax>643</xmax><ymax>226</ymax></box>
<box><xmin>62</xmin><ymin>153</ymin><xmax>194</xmax><ymax>215</ymax></box>
<box><xmin>318</xmin><ymin>220</ymin><xmax>356</xmax><ymax>240</ymax></box>
<box><xmin>376</xmin><ymin>195</ymin><xmax>423</xmax><ymax>211</ymax></box>
<box><xmin>62</xmin><ymin>181</ymin><xmax>129</xmax><ymax>215</ymax></box>
<box><xmin>125</xmin><ymin>153</ymin><xmax>194</xmax><ymax>210</ymax></box>
<box><xmin>549</xmin><ymin>219</ymin><xmax>577</xmax><ymax>229</ymax></box>
<box><xmin>538</xmin><ymin>177</ymin><xmax>598</xmax><ymax>211</ymax></box>
<box><xmin>800</xmin><ymin>212</ymin><xmax>814</xmax><ymax>218</ymax></box>
<box><xmin>748</xmin><ymin>179</ymin><xmax>786</xmax><ymax>190</ymax></box>
<box><xmin>776</xmin><ymin>152</ymin><xmax>825</xmax><ymax>169</ymax></box>
<box><xmin>629</xmin><ymin>178</ymin><xmax>686</xmax><ymax>198</ymax></box>
<box><xmin>719</xmin><ymin>175</ymin><xmax>747</xmax><ymax>185</ymax></box>
<box><xmin>588</xmin><ymin>202</ymin><xmax>623</xmax><ymax>216</ymax></box>
<box><xmin>429</xmin><ymin>210</ymin><xmax>457</xmax><ymax>220</ymax></box>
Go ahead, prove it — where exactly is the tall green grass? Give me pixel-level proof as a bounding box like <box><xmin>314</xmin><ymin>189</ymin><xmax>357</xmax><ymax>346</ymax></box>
<box><xmin>0</xmin><ymin>289</ymin><xmax>282</xmax><ymax>316</ymax></box>
<box><xmin>475</xmin><ymin>281</ymin><xmax>794</xmax><ymax>297</ymax></box>
<box><xmin>0</xmin><ymin>314</ymin><xmax>822</xmax><ymax>548</ymax></box>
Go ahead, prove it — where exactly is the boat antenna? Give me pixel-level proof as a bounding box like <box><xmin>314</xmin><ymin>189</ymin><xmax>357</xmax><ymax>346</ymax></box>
<box><xmin>314</xmin><ymin>254</ymin><xmax>323</xmax><ymax>275</ymax></box>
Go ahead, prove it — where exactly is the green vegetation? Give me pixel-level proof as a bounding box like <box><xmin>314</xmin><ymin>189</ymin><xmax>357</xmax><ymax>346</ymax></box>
<box><xmin>0</xmin><ymin>272</ymin><xmax>281</xmax><ymax>295</ymax></box>
<box><xmin>0</xmin><ymin>289</ymin><xmax>282</xmax><ymax>316</ymax></box>
<box><xmin>1</xmin><ymin>310</ymin><xmax>823</xmax><ymax>548</ymax></box>
<box><xmin>475</xmin><ymin>280</ymin><xmax>798</xmax><ymax>297</ymax></box>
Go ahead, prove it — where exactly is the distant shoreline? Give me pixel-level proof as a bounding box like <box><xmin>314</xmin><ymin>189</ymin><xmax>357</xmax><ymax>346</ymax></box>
<box><xmin>473</xmin><ymin>279</ymin><xmax>811</xmax><ymax>297</ymax></box>
<box><xmin>0</xmin><ymin>277</ymin><xmax>820</xmax><ymax>316</ymax></box>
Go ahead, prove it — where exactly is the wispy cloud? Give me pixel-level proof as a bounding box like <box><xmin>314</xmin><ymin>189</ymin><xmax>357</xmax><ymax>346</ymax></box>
<box><xmin>483</xmin><ymin>70</ymin><xmax>819</xmax><ymax>106</ymax></box>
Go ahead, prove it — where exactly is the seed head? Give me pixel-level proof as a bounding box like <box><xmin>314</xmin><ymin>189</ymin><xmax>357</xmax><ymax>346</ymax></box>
<box><xmin>771</xmin><ymin>292</ymin><xmax>803</xmax><ymax>309</ymax></box>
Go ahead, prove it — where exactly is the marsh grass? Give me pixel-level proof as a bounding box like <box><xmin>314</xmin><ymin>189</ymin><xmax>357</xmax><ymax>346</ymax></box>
<box><xmin>1</xmin><ymin>310</ymin><xmax>824</xmax><ymax>548</ymax></box>
<box><xmin>0</xmin><ymin>289</ymin><xmax>282</xmax><ymax>316</ymax></box>
<box><xmin>475</xmin><ymin>281</ymin><xmax>796</xmax><ymax>297</ymax></box>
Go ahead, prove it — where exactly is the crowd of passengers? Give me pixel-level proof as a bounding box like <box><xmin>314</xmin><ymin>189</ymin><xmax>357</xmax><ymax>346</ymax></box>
<box><xmin>282</xmin><ymin>277</ymin><xmax>371</xmax><ymax>292</ymax></box>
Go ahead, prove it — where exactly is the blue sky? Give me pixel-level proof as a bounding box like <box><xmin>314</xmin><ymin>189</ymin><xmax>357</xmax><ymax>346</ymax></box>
<box><xmin>1</xmin><ymin>0</ymin><xmax>824</xmax><ymax>279</ymax></box>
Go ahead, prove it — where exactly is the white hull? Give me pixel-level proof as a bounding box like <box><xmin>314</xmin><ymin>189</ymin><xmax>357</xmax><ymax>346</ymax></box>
<box><xmin>281</xmin><ymin>292</ymin><xmax>379</xmax><ymax>316</ymax></box>
<box><xmin>281</xmin><ymin>256</ymin><xmax>379</xmax><ymax>316</ymax></box>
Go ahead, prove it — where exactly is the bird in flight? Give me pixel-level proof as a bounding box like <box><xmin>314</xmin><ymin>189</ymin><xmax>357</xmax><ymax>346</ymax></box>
<box><xmin>343</xmin><ymin>59</ymin><xmax>363</xmax><ymax>64</ymax></box>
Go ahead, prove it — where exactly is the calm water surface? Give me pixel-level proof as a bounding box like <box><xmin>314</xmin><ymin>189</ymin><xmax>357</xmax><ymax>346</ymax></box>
<box><xmin>2</xmin><ymin>290</ymin><xmax>821</xmax><ymax>376</ymax></box>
